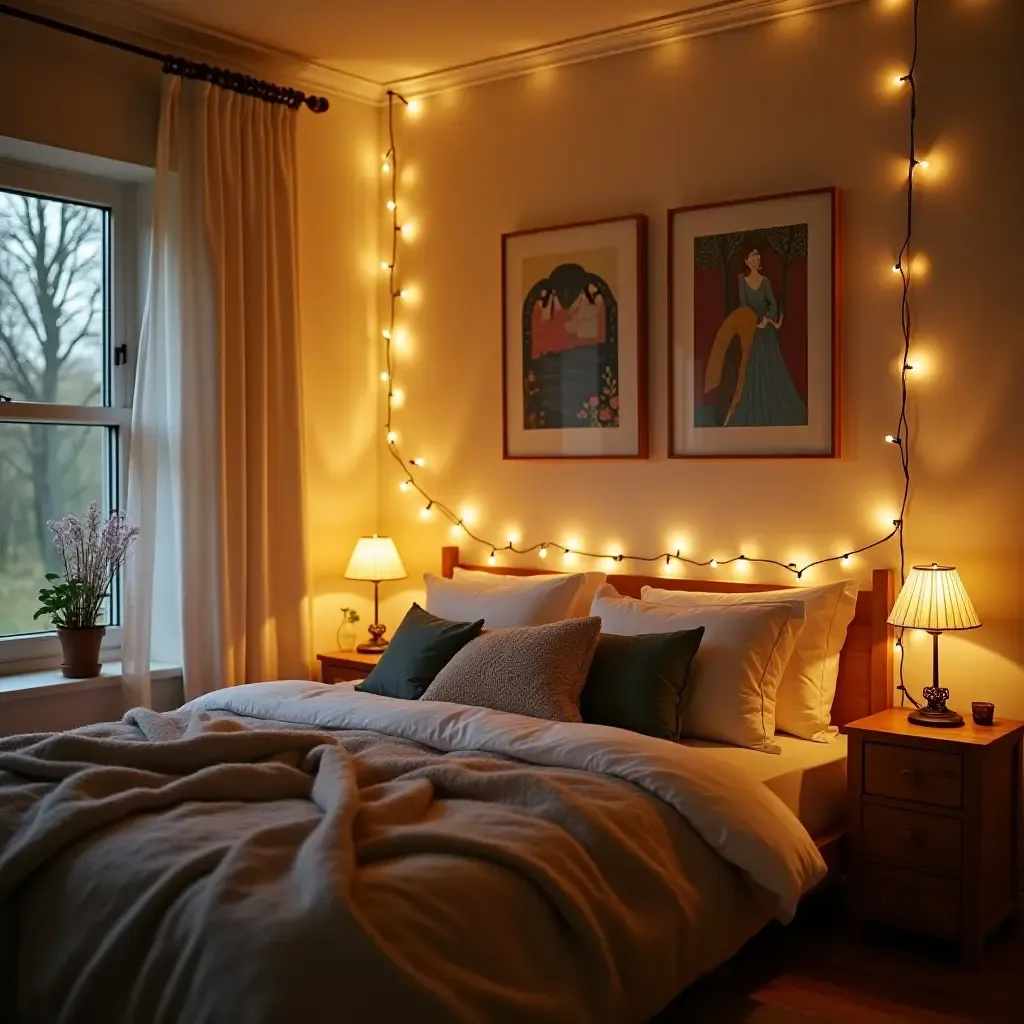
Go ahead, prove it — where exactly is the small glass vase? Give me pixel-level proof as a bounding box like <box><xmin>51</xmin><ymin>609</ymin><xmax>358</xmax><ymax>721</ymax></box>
<box><xmin>336</xmin><ymin>619</ymin><xmax>357</xmax><ymax>653</ymax></box>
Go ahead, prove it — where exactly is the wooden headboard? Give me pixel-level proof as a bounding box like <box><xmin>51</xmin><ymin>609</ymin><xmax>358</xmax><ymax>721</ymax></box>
<box><xmin>441</xmin><ymin>545</ymin><xmax>893</xmax><ymax>729</ymax></box>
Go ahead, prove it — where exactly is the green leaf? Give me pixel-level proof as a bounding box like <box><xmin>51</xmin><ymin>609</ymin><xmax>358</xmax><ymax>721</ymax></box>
<box><xmin>44</xmin><ymin>573</ymin><xmax>60</xmax><ymax>581</ymax></box>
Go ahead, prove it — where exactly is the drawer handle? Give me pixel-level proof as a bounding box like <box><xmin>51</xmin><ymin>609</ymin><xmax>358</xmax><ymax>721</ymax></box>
<box><xmin>899</xmin><ymin>768</ymin><xmax>917</xmax><ymax>781</ymax></box>
<box><xmin>900</xmin><ymin>829</ymin><xmax>915</xmax><ymax>844</ymax></box>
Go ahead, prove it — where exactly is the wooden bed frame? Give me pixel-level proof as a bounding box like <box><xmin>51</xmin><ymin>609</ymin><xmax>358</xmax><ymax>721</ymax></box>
<box><xmin>441</xmin><ymin>545</ymin><xmax>894</xmax><ymax>872</ymax></box>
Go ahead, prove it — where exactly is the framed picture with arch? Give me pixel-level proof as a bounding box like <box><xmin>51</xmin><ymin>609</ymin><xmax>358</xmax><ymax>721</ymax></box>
<box><xmin>668</xmin><ymin>188</ymin><xmax>839</xmax><ymax>458</ymax></box>
<box><xmin>502</xmin><ymin>214</ymin><xmax>648</xmax><ymax>460</ymax></box>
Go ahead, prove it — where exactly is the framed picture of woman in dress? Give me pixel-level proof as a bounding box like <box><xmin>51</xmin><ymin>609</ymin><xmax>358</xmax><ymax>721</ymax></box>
<box><xmin>668</xmin><ymin>188</ymin><xmax>839</xmax><ymax>458</ymax></box>
<box><xmin>502</xmin><ymin>215</ymin><xmax>647</xmax><ymax>459</ymax></box>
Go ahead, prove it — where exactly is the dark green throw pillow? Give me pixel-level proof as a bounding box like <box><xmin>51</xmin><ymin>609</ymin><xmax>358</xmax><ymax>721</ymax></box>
<box><xmin>580</xmin><ymin>628</ymin><xmax>705</xmax><ymax>740</ymax></box>
<box><xmin>355</xmin><ymin>603</ymin><xmax>484</xmax><ymax>700</ymax></box>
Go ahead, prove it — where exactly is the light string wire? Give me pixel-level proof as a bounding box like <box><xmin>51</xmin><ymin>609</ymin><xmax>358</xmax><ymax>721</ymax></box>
<box><xmin>892</xmin><ymin>0</ymin><xmax>922</xmax><ymax>707</ymax></box>
<box><xmin>381</xmin><ymin>2</ymin><xmax>921</xmax><ymax>600</ymax></box>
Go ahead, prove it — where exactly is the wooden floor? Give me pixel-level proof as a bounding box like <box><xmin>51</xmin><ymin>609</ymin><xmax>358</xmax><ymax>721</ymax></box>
<box><xmin>655</xmin><ymin>888</ymin><xmax>1024</xmax><ymax>1023</ymax></box>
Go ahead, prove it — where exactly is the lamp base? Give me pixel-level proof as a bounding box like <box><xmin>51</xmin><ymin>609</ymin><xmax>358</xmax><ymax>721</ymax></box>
<box><xmin>357</xmin><ymin>621</ymin><xmax>389</xmax><ymax>655</ymax></box>
<box><xmin>908</xmin><ymin>707</ymin><xmax>964</xmax><ymax>728</ymax></box>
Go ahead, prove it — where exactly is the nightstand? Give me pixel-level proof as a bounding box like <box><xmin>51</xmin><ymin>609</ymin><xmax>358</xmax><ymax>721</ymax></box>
<box><xmin>846</xmin><ymin>708</ymin><xmax>1023</xmax><ymax>963</ymax></box>
<box><xmin>317</xmin><ymin>651</ymin><xmax>381</xmax><ymax>684</ymax></box>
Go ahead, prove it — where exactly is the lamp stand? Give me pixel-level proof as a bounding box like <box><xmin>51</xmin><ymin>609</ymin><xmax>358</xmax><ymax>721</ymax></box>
<box><xmin>907</xmin><ymin>630</ymin><xmax>964</xmax><ymax>728</ymax></box>
<box><xmin>357</xmin><ymin>580</ymin><xmax>390</xmax><ymax>654</ymax></box>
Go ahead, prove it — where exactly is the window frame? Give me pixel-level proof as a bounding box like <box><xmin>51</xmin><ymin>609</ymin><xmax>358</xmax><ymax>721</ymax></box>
<box><xmin>0</xmin><ymin>158</ymin><xmax>140</xmax><ymax>672</ymax></box>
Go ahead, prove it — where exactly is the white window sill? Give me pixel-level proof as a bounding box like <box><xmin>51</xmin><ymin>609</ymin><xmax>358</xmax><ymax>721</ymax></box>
<box><xmin>0</xmin><ymin>662</ymin><xmax>181</xmax><ymax>703</ymax></box>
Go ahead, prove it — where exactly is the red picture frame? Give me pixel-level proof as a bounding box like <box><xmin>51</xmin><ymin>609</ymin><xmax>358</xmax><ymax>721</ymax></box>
<box><xmin>502</xmin><ymin>214</ymin><xmax>648</xmax><ymax>460</ymax></box>
<box><xmin>667</xmin><ymin>187</ymin><xmax>840</xmax><ymax>459</ymax></box>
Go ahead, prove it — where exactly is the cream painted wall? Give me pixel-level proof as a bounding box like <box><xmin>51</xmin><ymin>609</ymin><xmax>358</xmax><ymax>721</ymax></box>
<box><xmin>297</xmin><ymin>99</ymin><xmax>383</xmax><ymax>656</ymax></box>
<box><xmin>0</xmin><ymin>15</ymin><xmax>160</xmax><ymax>166</ymax></box>
<box><xmin>378</xmin><ymin>0</ymin><xmax>1024</xmax><ymax>716</ymax></box>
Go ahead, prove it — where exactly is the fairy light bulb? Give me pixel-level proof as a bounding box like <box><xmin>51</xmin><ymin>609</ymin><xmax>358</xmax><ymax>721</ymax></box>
<box><xmin>407</xmin><ymin>98</ymin><xmax>422</xmax><ymax>115</ymax></box>
<box><xmin>892</xmin><ymin>263</ymin><xmax>902</xmax><ymax>274</ymax></box>
<box><xmin>381</xmin><ymin>160</ymin><xmax>391</xmax><ymax>174</ymax></box>
<box><xmin>884</xmin><ymin>434</ymin><xmax>896</xmax><ymax>443</ymax></box>
<box><xmin>420</xmin><ymin>503</ymin><xmax>433</xmax><ymax>520</ymax></box>
<box><xmin>398</xmin><ymin>479</ymin><xmax>411</xmax><ymax>492</ymax></box>
<box><xmin>381</xmin><ymin>261</ymin><xmax>391</xmax><ymax>271</ymax></box>
<box><xmin>710</xmin><ymin>558</ymin><xmax>719</xmax><ymax>569</ymax></box>
<box><xmin>412</xmin><ymin>457</ymin><xmax>425</xmax><ymax>467</ymax></box>
<box><xmin>842</xmin><ymin>554</ymin><xmax>852</xmax><ymax>565</ymax></box>
<box><xmin>392</xmin><ymin>388</ymin><xmax>405</xmax><ymax>407</ymax></box>
<box><xmin>380</xmin><ymin>371</ymin><xmax>389</xmax><ymax>382</ymax></box>
<box><xmin>386</xmin><ymin>431</ymin><xmax>398</xmax><ymax>444</ymax></box>
<box><xmin>386</xmin><ymin>200</ymin><xmax>396</xmax><ymax>212</ymax></box>
<box><xmin>488</xmin><ymin>550</ymin><xmax>496</xmax><ymax>567</ymax></box>
<box><xmin>539</xmin><ymin>545</ymin><xmax>548</xmax><ymax>560</ymax></box>
<box><xmin>382</xmin><ymin>329</ymin><xmax>391</xmax><ymax>340</ymax></box>
<box><xmin>450</xmin><ymin>522</ymin><xmax>462</xmax><ymax>538</ymax></box>
<box><xmin>399</xmin><ymin>289</ymin><xmax>409</xmax><ymax>301</ymax></box>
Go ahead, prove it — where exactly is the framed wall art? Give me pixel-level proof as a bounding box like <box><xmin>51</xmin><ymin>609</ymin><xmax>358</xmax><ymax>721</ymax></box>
<box><xmin>502</xmin><ymin>214</ymin><xmax>648</xmax><ymax>459</ymax></box>
<box><xmin>668</xmin><ymin>188</ymin><xmax>839</xmax><ymax>458</ymax></box>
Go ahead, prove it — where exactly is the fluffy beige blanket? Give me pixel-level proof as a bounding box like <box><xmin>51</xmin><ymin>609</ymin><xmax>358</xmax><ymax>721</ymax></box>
<box><xmin>0</xmin><ymin>684</ymin><xmax>825</xmax><ymax>1023</ymax></box>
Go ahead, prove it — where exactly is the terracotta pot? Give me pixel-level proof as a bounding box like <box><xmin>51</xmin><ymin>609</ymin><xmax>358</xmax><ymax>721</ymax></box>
<box><xmin>57</xmin><ymin>626</ymin><xmax>106</xmax><ymax>679</ymax></box>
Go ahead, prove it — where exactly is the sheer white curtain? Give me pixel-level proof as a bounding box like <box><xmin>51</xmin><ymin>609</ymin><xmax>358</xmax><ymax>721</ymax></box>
<box><xmin>125</xmin><ymin>78</ymin><xmax>311</xmax><ymax>706</ymax></box>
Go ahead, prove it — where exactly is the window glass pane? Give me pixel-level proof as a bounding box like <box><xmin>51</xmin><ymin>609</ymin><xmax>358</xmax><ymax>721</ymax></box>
<box><xmin>0</xmin><ymin>422</ymin><xmax>116</xmax><ymax>639</ymax></box>
<box><xmin>0</xmin><ymin>189</ymin><xmax>108</xmax><ymax>407</ymax></box>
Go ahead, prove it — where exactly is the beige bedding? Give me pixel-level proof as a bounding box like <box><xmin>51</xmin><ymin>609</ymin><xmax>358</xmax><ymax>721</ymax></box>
<box><xmin>0</xmin><ymin>682</ymin><xmax>825</xmax><ymax>1023</ymax></box>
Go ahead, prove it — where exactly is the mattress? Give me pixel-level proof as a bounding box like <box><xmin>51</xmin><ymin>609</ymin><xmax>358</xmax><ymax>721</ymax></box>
<box><xmin>678</xmin><ymin>734</ymin><xmax>848</xmax><ymax>837</ymax></box>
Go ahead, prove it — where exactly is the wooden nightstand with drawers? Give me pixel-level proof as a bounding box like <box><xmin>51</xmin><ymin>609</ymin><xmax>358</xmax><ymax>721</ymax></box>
<box><xmin>846</xmin><ymin>708</ymin><xmax>1023</xmax><ymax>963</ymax></box>
<box><xmin>316</xmin><ymin>651</ymin><xmax>381</xmax><ymax>684</ymax></box>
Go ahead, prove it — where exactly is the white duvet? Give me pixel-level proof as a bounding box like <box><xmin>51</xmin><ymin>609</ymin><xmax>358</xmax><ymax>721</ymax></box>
<box><xmin>0</xmin><ymin>681</ymin><xmax>827</xmax><ymax>1023</ymax></box>
<box><xmin>189</xmin><ymin>682</ymin><xmax>826</xmax><ymax>919</ymax></box>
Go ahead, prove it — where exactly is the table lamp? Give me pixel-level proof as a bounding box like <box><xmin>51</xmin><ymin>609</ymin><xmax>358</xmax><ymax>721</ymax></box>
<box><xmin>887</xmin><ymin>563</ymin><xmax>981</xmax><ymax>727</ymax></box>
<box><xmin>344</xmin><ymin>535</ymin><xmax>407</xmax><ymax>653</ymax></box>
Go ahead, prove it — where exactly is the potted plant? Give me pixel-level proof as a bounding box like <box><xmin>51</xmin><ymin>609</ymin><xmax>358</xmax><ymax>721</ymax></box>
<box><xmin>34</xmin><ymin>502</ymin><xmax>139</xmax><ymax>679</ymax></box>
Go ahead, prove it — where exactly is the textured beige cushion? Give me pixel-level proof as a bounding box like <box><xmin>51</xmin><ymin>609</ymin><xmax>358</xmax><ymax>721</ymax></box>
<box><xmin>421</xmin><ymin>617</ymin><xmax>601</xmax><ymax>723</ymax></box>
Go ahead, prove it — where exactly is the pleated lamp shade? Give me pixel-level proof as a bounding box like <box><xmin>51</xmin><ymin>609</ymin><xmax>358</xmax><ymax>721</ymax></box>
<box><xmin>345</xmin><ymin>535</ymin><xmax>407</xmax><ymax>582</ymax></box>
<box><xmin>887</xmin><ymin>563</ymin><xmax>981</xmax><ymax>632</ymax></box>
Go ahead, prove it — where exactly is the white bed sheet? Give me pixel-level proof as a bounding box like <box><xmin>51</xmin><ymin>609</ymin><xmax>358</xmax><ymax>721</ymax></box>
<box><xmin>678</xmin><ymin>734</ymin><xmax>848</xmax><ymax>837</ymax></box>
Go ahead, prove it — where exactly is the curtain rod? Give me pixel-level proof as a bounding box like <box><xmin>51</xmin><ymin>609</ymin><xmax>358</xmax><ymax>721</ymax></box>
<box><xmin>0</xmin><ymin>4</ymin><xmax>330</xmax><ymax>112</ymax></box>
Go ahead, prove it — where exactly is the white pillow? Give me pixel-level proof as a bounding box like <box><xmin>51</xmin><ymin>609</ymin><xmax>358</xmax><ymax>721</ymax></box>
<box><xmin>590</xmin><ymin>585</ymin><xmax>804</xmax><ymax>753</ymax></box>
<box><xmin>641</xmin><ymin>579</ymin><xmax>859</xmax><ymax>742</ymax></box>
<box><xmin>424</xmin><ymin>572</ymin><xmax>585</xmax><ymax>629</ymax></box>
<box><xmin>453</xmin><ymin>567</ymin><xmax>606</xmax><ymax>620</ymax></box>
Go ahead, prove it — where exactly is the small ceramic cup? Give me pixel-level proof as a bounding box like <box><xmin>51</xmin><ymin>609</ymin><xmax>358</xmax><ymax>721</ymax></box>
<box><xmin>971</xmin><ymin>701</ymin><xmax>995</xmax><ymax>726</ymax></box>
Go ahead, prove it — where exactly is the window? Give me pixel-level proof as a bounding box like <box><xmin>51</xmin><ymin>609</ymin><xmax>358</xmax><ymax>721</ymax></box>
<box><xmin>0</xmin><ymin>158</ymin><xmax>138</xmax><ymax>670</ymax></box>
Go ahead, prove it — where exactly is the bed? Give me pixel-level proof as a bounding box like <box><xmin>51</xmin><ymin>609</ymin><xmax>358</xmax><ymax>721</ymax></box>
<box><xmin>0</xmin><ymin>548</ymin><xmax>894</xmax><ymax>1023</ymax></box>
<box><xmin>441</xmin><ymin>545</ymin><xmax>895</xmax><ymax>876</ymax></box>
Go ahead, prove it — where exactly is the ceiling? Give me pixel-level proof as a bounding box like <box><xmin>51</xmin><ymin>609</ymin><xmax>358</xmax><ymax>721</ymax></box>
<box><xmin>120</xmin><ymin>0</ymin><xmax>726</xmax><ymax>84</ymax></box>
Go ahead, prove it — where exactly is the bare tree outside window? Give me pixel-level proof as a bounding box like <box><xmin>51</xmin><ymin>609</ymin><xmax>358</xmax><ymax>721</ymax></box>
<box><xmin>0</xmin><ymin>190</ymin><xmax>108</xmax><ymax>637</ymax></box>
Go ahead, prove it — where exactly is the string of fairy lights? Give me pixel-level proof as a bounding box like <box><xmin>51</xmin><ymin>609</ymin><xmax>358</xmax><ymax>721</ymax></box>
<box><xmin>380</xmin><ymin>1</ymin><xmax>925</xmax><ymax>636</ymax></box>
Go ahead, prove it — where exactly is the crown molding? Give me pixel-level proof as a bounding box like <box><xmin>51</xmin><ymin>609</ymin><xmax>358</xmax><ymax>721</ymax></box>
<box><xmin>12</xmin><ymin>0</ymin><xmax>384</xmax><ymax>104</ymax></box>
<box><xmin>13</xmin><ymin>0</ymin><xmax>864</xmax><ymax>106</ymax></box>
<box><xmin>384</xmin><ymin>0</ymin><xmax>864</xmax><ymax>98</ymax></box>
